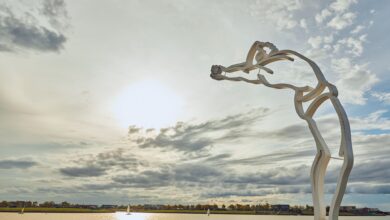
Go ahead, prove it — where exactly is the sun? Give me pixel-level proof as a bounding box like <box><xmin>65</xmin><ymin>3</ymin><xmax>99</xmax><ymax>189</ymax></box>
<box><xmin>111</xmin><ymin>80</ymin><xmax>183</xmax><ymax>129</ymax></box>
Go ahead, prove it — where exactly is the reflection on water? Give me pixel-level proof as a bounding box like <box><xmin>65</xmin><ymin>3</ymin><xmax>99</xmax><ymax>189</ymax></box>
<box><xmin>0</xmin><ymin>212</ymin><xmax>389</xmax><ymax>220</ymax></box>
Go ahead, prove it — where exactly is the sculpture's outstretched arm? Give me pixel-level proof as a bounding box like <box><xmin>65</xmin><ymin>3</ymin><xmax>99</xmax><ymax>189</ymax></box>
<box><xmin>210</xmin><ymin>65</ymin><xmax>311</xmax><ymax>92</ymax></box>
<box><xmin>210</xmin><ymin>72</ymin><xmax>263</xmax><ymax>85</ymax></box>
<box><xmin>222</xmin><ymin>63</ymin><xmax>274</xmax><ymax>74</ymax></box>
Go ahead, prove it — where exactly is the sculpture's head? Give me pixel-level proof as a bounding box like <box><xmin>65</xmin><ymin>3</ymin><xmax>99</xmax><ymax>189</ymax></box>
<box><xmin>253</xmin><ymin>41</ymin><xmax>278</xmax><ymax>63</ymax></box>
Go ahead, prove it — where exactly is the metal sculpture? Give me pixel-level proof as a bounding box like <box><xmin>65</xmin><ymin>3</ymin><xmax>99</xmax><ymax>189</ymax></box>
<box><xmin>210</xmin><ymin>41</ymin><xmax>354</xmax><ymax>220</ymax></box>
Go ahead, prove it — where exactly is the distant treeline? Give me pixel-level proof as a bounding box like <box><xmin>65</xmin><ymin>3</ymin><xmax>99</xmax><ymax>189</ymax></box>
<box><xmin>0</xmin><ymin>201</ymin><xmax>294</xmax><ymax>211</ymax></box>
<box><xmin>0</xmin><ymin>201</ymin><xmax>388</xmax><ymax>216</ymax></box>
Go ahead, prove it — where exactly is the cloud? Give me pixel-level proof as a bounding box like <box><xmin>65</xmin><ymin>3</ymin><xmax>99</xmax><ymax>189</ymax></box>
<box><xmin>59</xmin><ymin>148</ymin><xmax>147</xmax><ymax>177</ymax></box>
<box><xmin>315</xmin><ymin>0</ymin><xmax>358</xmax><ymax>30</ymax></box>
<box><xmin>109</xmin><ymin>163</ymin><xmax>312</xmax><ymax>194</ymax></box>
<box><xmin>250</xmin><ymin>0</ymin><xmax>303</xmax><ymax>30</ymax></box>
<box><xmin>201</xmin><ymin>190</ymin><xmax>266</xmax><ymax>199</ymax></box>
<box><xmin>313</xmin><ymin>0</ymin><xmax>358</xmax><ymax>35</ymax></box>
<box><xmin>315</xmin><ymin>9</ymin><xmax>332</xmax><ymax>24</ymax></box>
<box><xmin>350</xmin><ymin>110</ymin><xmax>390</xmax><ymax>131</ymax></box>
<box><xmin>337</xmin><ymin>35</ymin><xmax>366</xmax><ymax>57</ymax></box>
<box><xmin>308</xmin><ymin>36</ymin><xmax>323</xmax><ymax>49</ymax></box>
<box><xmin>132</xmin><ymin>107</ymin><xmax>270</xmax><ymax>154</ymax></box>
<box><xmin>350</xmin><ymin>183</ymin><xmax>390</xmax><ymax>194</ymax></box>
<box><xmin>224</xmin><ymin>147</ymin><xmax>314</xmax><ymax>167</ymax></box>
<box><xmin>260</xmin><ymin>123</ymin><xmax>311</xmax><ymax>140</ymax></box>
<box><xmin>112</xmin><ymin>110</ymin><xmax>390</xmax><ymax>194</ymax></box>
<box><xmin>249</xmin><ymin>0</ymin><xmax>375</xmax><ymax>106</ymax></box>
<box><xmin>351</xmin><ymin>25</ymin><xmax>365</xmax><ymax>34</ymax></box>
<box><xmin>111</xmin><ymin>163</ymin><xmax>223</xmax><ymax>189</ymax></box>
<box><xmin>276</xmin><ymin>185</ymin><xmax>312</xmax><ymax>194</ymax></box>
<box><xmin>305</xmin><ymin>0</ymin><xmax>376</xmax><ymax>105</ymax></box>
<box><xmin>173</xmin><ymin>163</ymin><xmax>222</xmax><ymax>182</ymax></box>
<box><xmin>39</xmin><ymin>106</ymin><xmax>390</xmax><ymax>206</ymax></box>
<box><xmin>0</xmin><ymin>159</ymin><xmax>37</xmax><ymax>169</ymax></box>
<box><xmin>349</xmin><ymin>160</ymin><xmax>390</xmax><ymax>184</ymax></box>
<box><xmin>11</xmin><ymin>111</ymin><xmax>389</xmax><ymax>206</ymax></box>
<box><xmin>327</xmin><ymin>12</ymin><xmax>356</xmax><ymax>30</ymax></box>
<box><xmin>299</xmin><ymin>19</ymin><xmax>307</xmax><ymax>30</ymax></box>
<box><xmin>333</xmin><ymin>58</ymin><xmax>378</xmax><ymax>105</ymax></box>
<box><xmin>41</xmin><ymin>0</ymin><xmax>69</xmax><ymax>30</ymax></box>
<box><xmin>93</xmin><ymin>148</ymin><xmax>147</xmax><ymax>170</ymax></box>
<box><xmin>128</xmin><ymin>126</ymin><xmax>141</xmax><ymax>134</ymax></box>
<box><xmin>59</xmin><ymin>165</ymin><xmax>106</xmax><ymax>177</ymax></box>
<box><xmin>0</xmin><ymin>0</ymin><xmax>68</xmax><ymax>52</ymax></box>
<box><xmin>371</xmin><ymin>92</ymin><xmax>390</xmax><ymax>105</ymax></box>
<box><xmin>223</xmin><ymin>165</ymin><xmax>313</xmax><ymax>187</ymax></box>
<box><xmin>113</xmin><ymin>169</ymin><xmax>172</xmax><ymax>188</ymax></box>
<box><xmin>329</xmin><ymin>0</ymin><xmax>357</xmax><ymax>12</ymax></box>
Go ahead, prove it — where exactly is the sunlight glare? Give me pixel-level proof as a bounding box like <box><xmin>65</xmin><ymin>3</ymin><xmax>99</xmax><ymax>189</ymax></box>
<box><xmin>112</xmin><ymin>80</ymin><xmax>183</xmax><ymax>129</ymax></box>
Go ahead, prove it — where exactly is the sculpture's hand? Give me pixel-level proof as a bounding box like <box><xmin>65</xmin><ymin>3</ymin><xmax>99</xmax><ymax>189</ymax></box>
<box><xmin>210</xmin><ymin>65</ymin><xmax>225</xmax><ymax>80</ymax></box>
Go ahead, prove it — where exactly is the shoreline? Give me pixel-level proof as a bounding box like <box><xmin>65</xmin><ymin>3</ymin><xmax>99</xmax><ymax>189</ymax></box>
<box><xmin>0</xmin><ymin>208</ymin><xmax>387</xmax><ymax>216</ymax></box>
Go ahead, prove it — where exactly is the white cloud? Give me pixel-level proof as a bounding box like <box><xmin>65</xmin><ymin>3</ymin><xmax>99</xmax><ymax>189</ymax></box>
<box><xmin>329</xmin><ymin>0</ymin><xmax>357</xmax><ymax>12</ymax></box>
<box><xmin>308</xmin><ymin>36</ymin><xmax>323</xmax><ymax>49</ymax></box>
<box><xmin>349</xmin><ymin>110</ymin><xmax>390</xmax><ymax>131</ymax></box>
<box><xmin>299</xmin><ymin>18</ymin><xmax>307</xmax><ymax>30</ymax></box>
<box><xmin>351</xmin><ymin>25</ymin><xmax>365</xmax><ymax>34</ymax></box>
<box><xmin>315</xmin><ymin>0</ymin><xmax>358</xmax><ymax>27</ymax></box>
<box><xmin>371</xmin><ymin>92</ymin><xmax>390</xmax><ymax>105</ymax></box>
<box><xmin>306</xmin><ymin>1</ymin><xmax>375</xmax><ymax>105</ymax></box>
<box><xmin>338</xmin><ymin>35</ymin><xmax>366</xmax><ymax>57</ymax></box>
<box><xmin>323</xmin><ymin>35</ymin><xmax>334</xmax><ymax>44</ymax></box>
<box><xmin>315</xmin><ymin>9</ymin><xmax>332</xmax><ymax>24</ymax></box>
<box><xmin>264</xmin><ymin>0</ymin><xmax>375</xmax><ymax>105</ymax></box>
<box><xmin>333</xmin><ymin>58</ymin><xmax>378</xmax><ymax>105</ymax></box>
<box><xmin>250</xmin><ymin>0</ymin><xmax>303</xmax><ymax>30</ymax></box>
<box><xmin>327</xmin><ymin>12</ymin><xmax>356</xmax><ymax>30</ymax></box>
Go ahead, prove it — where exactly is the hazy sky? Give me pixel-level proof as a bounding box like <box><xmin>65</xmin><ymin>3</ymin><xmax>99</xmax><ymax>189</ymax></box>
<box><xmin>0</xmin><ymin>0</ymin><xmax>389</xmax><ymax>210</ymax></box>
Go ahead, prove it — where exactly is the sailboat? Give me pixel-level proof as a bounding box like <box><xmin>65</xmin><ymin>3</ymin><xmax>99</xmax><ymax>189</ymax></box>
<box><xmin>18</xmin><ymin>207</ymin><xmax>25</xmax><ymax>214</ymax></box>
<box><xmin>207</xmin><ymin>208</ymin><xmax>210</xmax><ymax>216</ymax></box>
<box><xmin>126</xmin><ymin>204</ymin><xmax>131</xmax><ymax>215</ymax></box>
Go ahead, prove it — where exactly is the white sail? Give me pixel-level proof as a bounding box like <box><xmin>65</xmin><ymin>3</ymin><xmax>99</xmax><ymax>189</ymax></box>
<box><xmin>126</xmin><ymin>205</ymin><xmax>131</xmax><ymax>215</ymax></box>
<box><xmin>207</xmin><ymin>208</ymin><xmax>210</xmax><ymax>216</ymax></box>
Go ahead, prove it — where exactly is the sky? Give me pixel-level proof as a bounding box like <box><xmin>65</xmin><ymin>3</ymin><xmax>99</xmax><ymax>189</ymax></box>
<box><xmin>0</xmin><ymin>0</ymin><xmax>389</xmax><ymax>211</ymax></box>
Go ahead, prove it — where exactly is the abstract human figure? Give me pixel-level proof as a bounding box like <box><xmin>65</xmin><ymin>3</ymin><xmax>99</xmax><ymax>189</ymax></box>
<box><xmin>210</xmin><ymin>41</ymin><xmax>353</xmax><ymax>220</ymax></box>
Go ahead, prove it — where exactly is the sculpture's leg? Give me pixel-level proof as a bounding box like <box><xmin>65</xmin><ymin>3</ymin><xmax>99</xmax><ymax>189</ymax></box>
<box><xmin>307</xmin><ymin>119</ymin><xmax>331</xmax><ymax>220</ymax></box>
<box><xmin>311</xmin><ymin>152</ymin><xmax>321</xmax><ymax>219</ymax></box>
<box><xmin>311</xmin><ymin>150</ymin><xmax>330</xmax><ymax>220</ymax></box>
<box><xmin>328</xmin><ymin>97</ymin><xmax>354</xmax><ymax>220</ymax></box>
<box><xmin>328</xmin><ymin>154</ymin><xmax>353</xmax><ymax>220</ymax></box>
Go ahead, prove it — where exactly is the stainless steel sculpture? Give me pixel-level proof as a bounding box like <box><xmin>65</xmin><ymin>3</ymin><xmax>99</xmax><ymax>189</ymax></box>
<box><xmin>210</xmin><ymin>41</ymin><xmax>354</xmax><ymax>220</ymax></box>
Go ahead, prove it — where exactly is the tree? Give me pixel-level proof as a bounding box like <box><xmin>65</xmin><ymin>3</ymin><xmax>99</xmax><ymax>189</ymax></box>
<box><xmin>61</xmin><ymin>201</ymin><xmax>70</xmax><ymax>208</ymax></box>
<box><xmin>0</xmin><ymin>201</ymin><xmax>7</xmax><ymax>207</ymax></box>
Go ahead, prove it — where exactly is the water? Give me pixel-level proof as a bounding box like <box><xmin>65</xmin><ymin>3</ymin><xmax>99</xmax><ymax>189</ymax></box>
<box><xmin>0</xmin><ymin>212</ymin><xmax>389</xmax><ymax>220</ymax></box>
